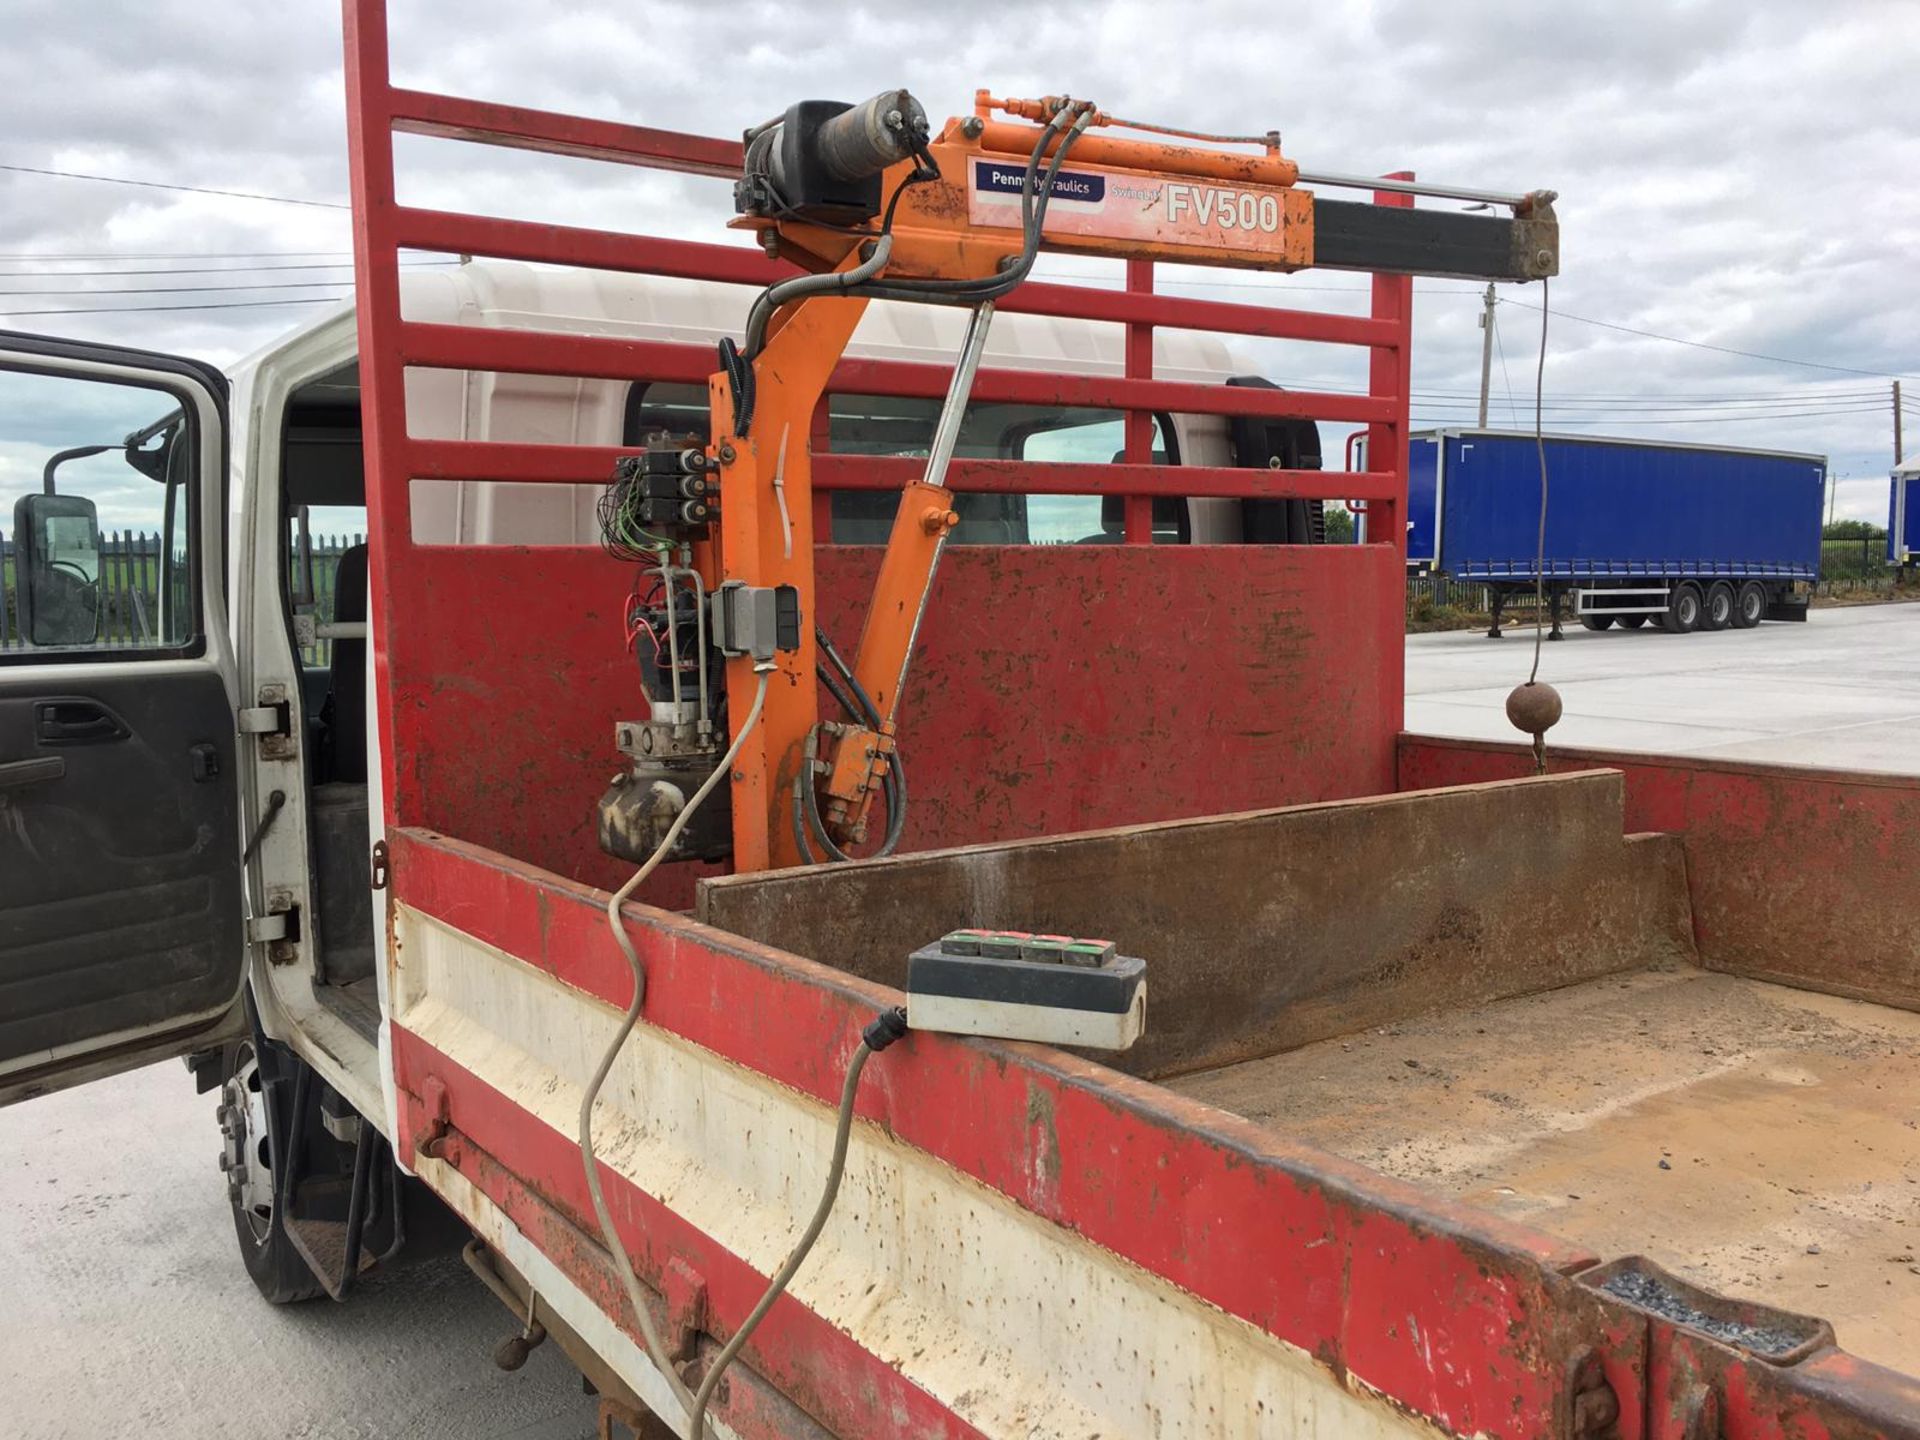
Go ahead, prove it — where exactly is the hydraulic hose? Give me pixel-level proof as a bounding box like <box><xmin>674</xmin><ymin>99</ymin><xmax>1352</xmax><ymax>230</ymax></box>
<box><xmin>578</xmin><ymin>666</ymin><xmax>772</xmax><ymax>1429</ymax></box>
<box><xmin>853</xmin><ymin>106</ymin><xmax>1093</xmax><ymax>306</ymax></box>
<box><xmin>743</xmin><ymin>233</ymin><xmax>895</xmax><ymax>361</ymax></box>
<box><xmin>814</xmin><ymin>626</ymin><xmax>906</xmax><ymax>857</ymax></box>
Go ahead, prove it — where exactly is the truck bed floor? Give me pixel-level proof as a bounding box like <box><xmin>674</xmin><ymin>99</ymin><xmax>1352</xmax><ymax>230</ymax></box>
<box><xmin>1165</xmin><ymin>966</ymin><xmax>1920</xmax><ymax>1372</ymax></box>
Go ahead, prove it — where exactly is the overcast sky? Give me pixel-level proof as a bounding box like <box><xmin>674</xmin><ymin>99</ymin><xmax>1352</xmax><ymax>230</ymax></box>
<box><xmin>3</xmin><ymin>0</ymin><xmax>1916</xmax><ymax>522</ymax></box>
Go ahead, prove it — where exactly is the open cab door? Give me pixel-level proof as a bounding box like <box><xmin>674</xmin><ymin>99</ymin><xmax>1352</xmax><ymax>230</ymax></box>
<box><xmin>0</xmin><ymin>331</ymin><xmax>247</xmax><ymax>1105</ymax></box>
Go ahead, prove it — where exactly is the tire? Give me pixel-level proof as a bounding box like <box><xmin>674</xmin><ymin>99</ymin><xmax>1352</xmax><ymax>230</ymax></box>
<box><xmin>218</xmin><ymin>1039</ymin><xmax>326</xmax><ymax>1304</ymax></box>
<box><xmin>1703</xmin><ymin>581</ymin><xmax>1735</xmax><ymax>631</ymax></box>
<box><xmin>1733</xmin><ymin>580</ymin><xmax>1766</xmax><ymax>628</ymax></box>
<box><xmin>1618</xmin><ymin>614</ymin><xmax>1649</xmax><ymax>629</ymax></box>
<box><xmin>1662</xmin><ymin>582</ymin><xmax>1703</xmax><ymax>634</ymax></box>
<box><xmin>1579</xmin><ymin>613</ymin><xmax>1615</xmax><ymax>631</ymax></box>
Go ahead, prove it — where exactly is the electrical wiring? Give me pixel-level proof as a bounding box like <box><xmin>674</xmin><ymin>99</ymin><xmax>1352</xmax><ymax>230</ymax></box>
<box><xmin>682</xmin><ymin>1006</ymin><xmax>909</xmax><ymax>1440</ymax></box>
<box><xmin>596</xmin><ymin>471</ymin><xmax>675</xmax><ymax>562</ymax></box>
<box><xmin>1528</xmin><ymin>275</ymin><xmax>1551</xmax><ymax>688</ymax></box>
<box><xmin>578</xmin><ymin>666</ymin><xmax>773</xmax><ymax>1437</ymax></box>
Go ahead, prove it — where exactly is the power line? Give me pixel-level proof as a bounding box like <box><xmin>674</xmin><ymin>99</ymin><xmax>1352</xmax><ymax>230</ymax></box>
<box><xmin>1410</xmin><ymin>406</ymin><xmax>1889</xmax><ymax>427</ymax></box>
<box><xmin>0</xmin><ymin>296</ymin><xmax>343</xmax><ymax>317</ymax></box>
<box><xmin>1408</xmin><ymin>383</ymin><xmax>1886</xmax><ymax>401</ymax></box>
<box><xmin>0</xmin><ymin>249</ymin><xmax>368</xmax><ymax>260</ymax></box>
<box><xmin>1491</xmin><ymin>304</ymin><xmax>1520</xmax><ymax>427</ymax></box>
<box><xmin>0</xmin><ymin>260</ymin><xmax>453</xmax><ymax>277</ymax></box>
<box><xmin>1496</xmin><ymin>295</ymin><xmax>1920</xmax><ymax>383</ymax></box>
<box><xmin>0</xmin><ymin>280</ymin><xmax>359</xmax><ymax>297</ymax></box>
<box><xmin>3</xmin><ymin>168</ymin><xmax>1910</xmax><ymax>387</ymax></box>
<box><xmin>0</xmin><ymin>162</ymin><xmax>348</xmax><ymax>211</ymax></box>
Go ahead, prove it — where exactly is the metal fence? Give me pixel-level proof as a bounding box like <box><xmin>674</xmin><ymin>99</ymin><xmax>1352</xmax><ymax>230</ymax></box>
<box><xmin>1</xmin><ymin>531</ymin><xmax>361</xmax><ymax>659</ymax></box>
<box><xmin>1817</xmin><ymin>536</ymin><xmax>1900</xmax><ymax>593</ymax></box>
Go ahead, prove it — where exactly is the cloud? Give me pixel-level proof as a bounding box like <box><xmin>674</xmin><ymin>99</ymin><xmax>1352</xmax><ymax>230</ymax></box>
<box><xmin>0</xmin><ymin>0</ymin><xmax>1914</xmax><ymax>520</ymax></box>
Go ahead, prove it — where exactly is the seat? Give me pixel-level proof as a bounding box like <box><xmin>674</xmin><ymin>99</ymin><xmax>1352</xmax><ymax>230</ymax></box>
<box><xmin>322</xmin><ymin>544</ymin><xmax>368</xmax><ymax>784</ymax></box>
<box><xmin>1081</xmin><ymin>455</ymin><xmax>1186</xmax><ymax>543</ymax></box>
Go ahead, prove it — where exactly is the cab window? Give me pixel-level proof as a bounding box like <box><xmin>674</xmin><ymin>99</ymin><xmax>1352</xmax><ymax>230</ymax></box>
<box><xmin>625</xmin><ymin>382</ymin><xmax>1177</xmax><ymax>545</ymax></box>
<box><xmin>0</xmin><ymin>366</ymin><xmax>197</xmax><ymax>659</ymax></box>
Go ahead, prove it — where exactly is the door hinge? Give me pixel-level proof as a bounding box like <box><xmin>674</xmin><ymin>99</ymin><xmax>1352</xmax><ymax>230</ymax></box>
<box><xmin>247</xmin><ymin>892</ymin><xmax>303</xmax><ymax>964</ymax></box>
<box><xmin>245</xmin><ymin>913</ymin><xmax>289</xmax><ymax>943</ymax></box>
<box><xmin>239</xmin><ymin>684</ymin><xmax>297</xmax><ymax>762</ymax></box>
<box><xmin>370</xmin><ymin>839</ymin><xmax>390</xmax><ymax>891</ymax></box>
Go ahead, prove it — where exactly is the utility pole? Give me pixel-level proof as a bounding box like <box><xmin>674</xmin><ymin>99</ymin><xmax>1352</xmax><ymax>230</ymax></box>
<box><xmin>1476</xmin><ymin>284</ymin><xmax>1495</xmax><ymax>428</ymax></box>
<box><xmin>1896</xmin><ymin>380</ymin><xmax>1904</xmax><ymax>466</ymax></box>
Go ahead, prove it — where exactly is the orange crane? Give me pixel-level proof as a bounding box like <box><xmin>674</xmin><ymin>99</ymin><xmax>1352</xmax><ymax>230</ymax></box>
<box><xmin>599</xmin><ymin>89</ymin><xmax>1557</xmax><ymax>873</ymax></box>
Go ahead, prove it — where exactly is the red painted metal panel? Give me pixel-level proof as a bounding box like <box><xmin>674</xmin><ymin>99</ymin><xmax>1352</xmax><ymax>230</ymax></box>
<box><xmin>388</xmin><ymin>827</ymin><xmax>1645</xmax><ymax>1439</ymax></box>
<box><xmin>829</xmin><ymin>356</ymin><xmax>1394</xmax><ymax>424</ymax></box>
<box><xmin>1396</xmin><ymin>736</ymin><xmax>1920</xmax><ymax>1012</ymax></box>
<box><xmin>394</xmin><ymin>207</ymin><xmax>785</xmax><ymax>283</ymax></box>
<box><xmin>382</xmin><ymin>543</ymin><xmax>1401</xmax><ymax>908</ymax></box>
<box><xmin>403</xmin><ymin>435</ymin><xmax>1392</xmax><ymax>501</ymax></box>
<box><xmin>391</xmin><ymin>1043</ymin><xmax>988</xmax><ymax>1440</ymax></box>
<box><xmin>1000</xmin><ymin>279</ymin><xmax>1396</xmax><ymax>346</ymax></box>
<box><xmin>819</xmin><ymin>455</ymin><xmax>1400</xmax><ymax>500</ymax></box>
<box><xmin>388</xmin><ymin>87</ymin><xmax>743</xmax><ymax>177</ymax></box>
<box><xmin>342</xmin><ymin>0</ymin><xmax>413</xmax><ymax>830</ymax></box>
<box><xmin>1122</xmin><ymin>259</ymin><xmax>1155</xmax><ymax>543</ymax></box>
<box><xmin>396</xmin><ymin>322</ymin><xmax>717</xmax><ymax>385</ymax></box>
<box><xmin>1367</xmin><ymin>180</ymin><xmax>1414</xmax><ymax>742</ymax></box>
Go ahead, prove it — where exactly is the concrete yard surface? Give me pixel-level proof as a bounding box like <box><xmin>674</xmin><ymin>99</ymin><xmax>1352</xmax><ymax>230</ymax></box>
<box><xmin>1407</xmin><ymin>600</ymin><xmax>1920</xmax><ymax>774</ymax></box>
<box><xmin>0</xmin><ymin>1066</ymin><xmax>598</xmax><ymax>1440</ymax></box>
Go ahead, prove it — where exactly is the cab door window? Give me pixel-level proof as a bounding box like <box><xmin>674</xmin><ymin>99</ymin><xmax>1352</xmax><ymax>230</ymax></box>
<box><xmin>1</xmin><ymin>367</ymin><xmax>197</xmax><ymax>658</ymax></box>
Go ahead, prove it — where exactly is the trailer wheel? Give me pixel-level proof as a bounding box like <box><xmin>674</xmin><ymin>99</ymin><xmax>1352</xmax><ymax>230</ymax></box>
<box><xmin>1579</xmin><ymin>613</ymin><xmax>1615</xmax><ymax>631</ymax></box>
<box><xmin>1703</xmin><ymin>581</ymin><xmax>1736</xmax><ymax>631</ymax></box>
<box><xmin>1663</xmin><ymin>582</ymin><xmax>1703</xmax><ymax>634</ymax></box>
<box><xmin>1733</xmin><ymin>581</ymin><xmax>1766</xmax><ymax>628</ymax></box>
<box><xmin>1618</xmin><ymin>614</ymin><xmax>1648</xmax><ymax>629</ymax></box>
<box><xmin>218</xmin><ymin>1039</ymin><xmax>326</xmax><ymax>1305</ymax></box>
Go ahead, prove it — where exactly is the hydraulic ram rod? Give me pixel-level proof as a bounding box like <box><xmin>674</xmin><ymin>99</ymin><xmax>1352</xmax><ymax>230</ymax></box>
<box><xmin>1294</xmin><ymin>170</ymin><xmax>1555</xmax><ymax>212</ymax></box>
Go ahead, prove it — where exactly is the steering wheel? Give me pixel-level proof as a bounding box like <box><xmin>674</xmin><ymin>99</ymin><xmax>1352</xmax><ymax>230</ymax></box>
<box><xmin>35</xmin><ymin>564</ymin><xmax>100</xmax><ymax>642</ymax></box>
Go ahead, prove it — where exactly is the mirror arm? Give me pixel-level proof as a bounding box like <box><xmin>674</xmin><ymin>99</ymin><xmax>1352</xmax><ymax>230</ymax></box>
<box><xmin>41</xmin><ymin>443</ymin><xmax>118</xmax><ymax>496</ymax></box>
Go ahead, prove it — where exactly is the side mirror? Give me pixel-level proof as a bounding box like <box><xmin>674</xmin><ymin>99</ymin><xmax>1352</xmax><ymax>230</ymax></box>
<box><xmin>12</xmin><ymin>493</ymin><xmax>103</xmax><ymax>646</ymax></box>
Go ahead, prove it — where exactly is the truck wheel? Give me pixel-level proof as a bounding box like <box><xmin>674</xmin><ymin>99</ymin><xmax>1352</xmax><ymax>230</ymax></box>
<box><xmin>1618</xmin><ymin>614</ymin><xmax>1648</xmax><ymax>629</ymax></box>
<box><xmin>1703</xmin><ymin>581</ymin><xmax>1736</xmax><ymax>631</ymax></box>
<box><xmin>1579</xmin><ymin>613</ymin><xmax>1615</xmax><ymax>631</ymax></box>
<box><xmin>1663</xmin><ymin>582</ymin><xmax>1702</xmax><ymax>634</ymax></box>
<box><xmin>218</xmin><ymin>1039</ymin><xmax>326</xmax><ymax>1304</ymax></box>
<box><xmin>1733</xmin><ymin>581</ymin><xmax>1766</xmax><ymax>628</ymax></box>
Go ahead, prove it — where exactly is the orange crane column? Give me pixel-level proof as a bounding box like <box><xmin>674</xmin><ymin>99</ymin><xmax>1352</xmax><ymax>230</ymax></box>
<box><xmin>709</xmin><ymin>293</ymin><xmax>870</xmax><ymax>871</ymax></box>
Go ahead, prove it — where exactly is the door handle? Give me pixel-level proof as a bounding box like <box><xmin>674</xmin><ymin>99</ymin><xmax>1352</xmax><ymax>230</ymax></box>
<box><xmin>34</xmin><ymin>699</ymin><xmax>129</xmax><ymax>745</ymax></box>
<box><xmin>0</xmin><ymin>756</ymin><xmax>66</xmax><ymax>789</ymax></box>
